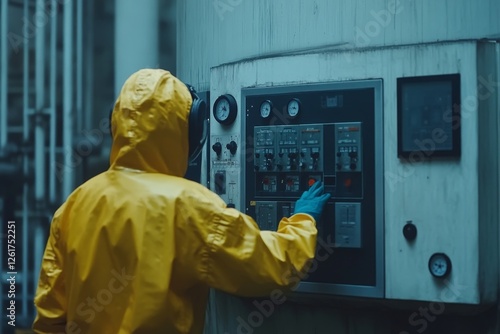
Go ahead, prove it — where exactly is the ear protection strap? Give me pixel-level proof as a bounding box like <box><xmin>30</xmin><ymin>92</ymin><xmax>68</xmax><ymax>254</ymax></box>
<box><xmin>185</xmin><ymin>83</ymin><xmax>208</xmax><ymax>162</ymax></box>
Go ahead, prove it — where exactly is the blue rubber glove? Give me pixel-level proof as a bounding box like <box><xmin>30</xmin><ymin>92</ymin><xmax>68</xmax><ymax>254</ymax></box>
<box><xmin>293</xmin><ymin>181</ymin><xmax>331</xmax><ymax>222</ymax></box>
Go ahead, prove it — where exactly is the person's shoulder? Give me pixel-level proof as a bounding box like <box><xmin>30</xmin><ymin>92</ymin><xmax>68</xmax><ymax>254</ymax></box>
<box><xmin>181</xmin><ymin>178</ymin><xmax>220</xmax><ymax>198</ymax></box>
<box><xmin>64</xmin><ymin>171</ymin><xmax>109</xmax><ymax>201</ymax></box>
<box><xmin>173</xmin><ymin>178</ymin><xmax>225</xmax><ymax>208</ymax></box>
<box><xmin>79</xmin><ymin>171</ymin><xmax>108</xmax><ymax>187</ymax></box>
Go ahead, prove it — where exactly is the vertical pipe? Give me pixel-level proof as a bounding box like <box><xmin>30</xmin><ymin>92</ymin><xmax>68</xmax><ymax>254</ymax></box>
<box><xmin>49</xmin><ymin>0</ymin><xmax>57</xmax><ymax>203</ymax></box>
<box><xmin>22</xmin><ymin>0</ymin><xmax>30</xmax><ymax>323</ymax></box>
<box><xmin>33</xmin><ymin>221</ymin><xmax>45</xmax><ymax>315</ymax></box>
<box><xmin>32</xmin><ymin>118</ymin><xmax>46</xmax><ymax>316</ymax></box>
<box><xmin>115</xmin><ymin>0</ymin><xmax>159</xmax><ymax>97</ymax></box>
<box><xmin>23</xmin><ymin>0</ymin><xmax>30</xmax><ymax>146</ymax></box>
<box><xmin>76</xmin><ymin>0</ymin><xmax>83</xmax><ymax>132</ymax></box>
<box><xmin>0</xmin><ymin>0</ymin><xmax>8</xmax><ymax>149</ymax></box>
<box><xmin>33</xmin><ymin>0</ymin><xmax>48</xmax><ymax>322</ymax></box>
<box><xmin>35</xmin><ymin>0</ymin><xmax>46</xmax><ymax>203</ymax></box>
<box><xmin>85</xmin><ymin>0</ymin><xmax>94</xmax><ymax>131</ymax></box>
<box><xmin>63</xmin><ymin>0</ymin><xmax>74</xmax><ymax>199</ymax></box>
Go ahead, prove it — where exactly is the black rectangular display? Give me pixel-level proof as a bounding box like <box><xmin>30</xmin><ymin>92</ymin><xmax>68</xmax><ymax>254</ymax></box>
<box><xmin>397</xmin><ymin>74</ymin><xmax>461</xmax><ymax>160</ymax></box>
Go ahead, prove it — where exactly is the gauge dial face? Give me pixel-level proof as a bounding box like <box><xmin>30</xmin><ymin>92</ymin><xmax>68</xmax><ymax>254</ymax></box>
<box><xmin>215</xmin><ymin>98</ymin><xmax>230</xmax><ymax>122</ymax></box>
<box><xmin>213</xmin><ymin>94</ymin><xmax>237</xmax><ymax>125</ymax></box>
<box><xmin>260</xmin><ymin>100</ymin><xmax>272</xmax><ymax>119</ymax></box>
<box><xmin>287</xmin><ymin>98</ymin><xmax>301</xmax><ymax>118</ymax></box>
<box><xmin>428</xmin><ymin>253</ymin><xmax>452</xmax><ymax>278</ymax></box>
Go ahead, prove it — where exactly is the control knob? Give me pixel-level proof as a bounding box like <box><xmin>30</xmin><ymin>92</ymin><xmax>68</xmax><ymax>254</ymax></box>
<box><xmin>212</xmin><ymin>142</ymin><xmax>222</xmax><ymax>156</ymax></box>
<box><xmin>226</xmin><ymin>141</ymin><xmax>238</xmax><ymax>155</ymax></box>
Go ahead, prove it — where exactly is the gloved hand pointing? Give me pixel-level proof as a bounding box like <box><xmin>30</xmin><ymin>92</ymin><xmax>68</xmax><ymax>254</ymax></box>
<box><xmin>293</xmin><ymin>181</ymin><xmax>331</xmax><ymax>222</ymax></box>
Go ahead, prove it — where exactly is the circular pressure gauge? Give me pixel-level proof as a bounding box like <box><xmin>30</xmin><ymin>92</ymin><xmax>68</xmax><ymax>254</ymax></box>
<box><xmin>428</xmin><ymin>253</ymin><xmax>452</xmax><ymax>278</ymax></box>
<box><xmin>260</xmin><ymin>100</ymin><xmax>273</xmax><ymax>119</ymax></box>
<box><xmin>213</xmin><ymin>94</ymin><xmax>237</xmax><ymax>125</ymax></box>
<box><xmin>287</xmin><ymin>98</ymin><xmax>301</xmax><ymax>118</ymax></box>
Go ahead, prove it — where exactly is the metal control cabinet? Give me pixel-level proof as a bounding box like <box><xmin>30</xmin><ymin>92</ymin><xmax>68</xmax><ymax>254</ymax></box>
<box><xmin>243</xmin><ymin>81</ymin><xmax>384</xmax><ymax>297</ymax></box>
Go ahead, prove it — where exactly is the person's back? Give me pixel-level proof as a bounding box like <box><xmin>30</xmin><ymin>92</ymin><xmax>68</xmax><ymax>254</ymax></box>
<box><xmin>33</xmin><ymin>69</ymin><xmax>330</xmax><ymax>333</ymax></box>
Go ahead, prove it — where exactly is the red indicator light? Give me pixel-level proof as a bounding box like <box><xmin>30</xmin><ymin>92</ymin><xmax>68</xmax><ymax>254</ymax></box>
<box><xmin>344</xmin><ymin>178</ymin><xmax>352</xmax><ymax>188</ymax></box>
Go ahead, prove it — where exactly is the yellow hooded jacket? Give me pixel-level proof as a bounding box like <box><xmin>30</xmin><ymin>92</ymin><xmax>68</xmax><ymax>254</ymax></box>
<box><xmin>33</xmin><ymin>69</ymin><xmax>318</xmax><ymax>334</ymax></box>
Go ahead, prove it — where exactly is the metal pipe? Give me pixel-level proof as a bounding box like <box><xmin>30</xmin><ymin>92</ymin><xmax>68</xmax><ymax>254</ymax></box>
<box><xmin>35</xmin><ymin>0</ymin><xmax>46</xmax><ymax>203</ymax></box>
<box><xmin>33</xmin><ymin>0</ymin><xmax>48</xmax><ymax>322</ymax></box>
<box><xmin>0</xmin><ymin>0</ymin><xmax>8</xmax><ymax>149</ymax></box>
<box><xmin>63</xmin><ymin>0</ymin><xmax>74</xmax><ymax>199</ymax></box>
<box><xmin>76</xmin><ymin>0</ymin><xmax>83</xmax><ymax>132</ymax></box>
<box><xmin>34</xmin><ymin>117</ymin><xmax>46</xmax><ymax>204</ymax></box>
<box><xmin>49</xmin><ymin>0</ymin><xmax>57</xmax><ymax>203</ymax></box>
<box><xmin>33</xmin><ymin>221</ymin><xmax>46</xmax><ymax>316</ymax></box>
<box><xmin>23</xmin><ymin>0</ymin><xmax>29</xmax><ymax>145</ymax></box>
<box><xmin>22</xmin><ymin>0</ymin><xmax>30</xmax><ymax>323</ymax></box>
<box><xmin>85</xmin><ymin>0</ymin><xmax>94</xmax><ymax>130</ymax></box>
<box><xmin>32</xmin><ymin>116</ymin><xmax>46</xmax><ymax>319</ymax></box>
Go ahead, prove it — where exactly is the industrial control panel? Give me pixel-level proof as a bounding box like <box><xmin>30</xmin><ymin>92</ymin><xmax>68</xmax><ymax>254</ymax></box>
<box><xmin>210</xmin><ymin>80</ymin><xmax>384</xmax><ymax>298</ymax></box>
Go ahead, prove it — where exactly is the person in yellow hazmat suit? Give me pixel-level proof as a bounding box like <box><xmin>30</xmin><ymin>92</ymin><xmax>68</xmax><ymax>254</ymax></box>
<box><xmin>33</xmin><ymin>68</ymin><xmax>331</xmax><ymax>334</ymax></box>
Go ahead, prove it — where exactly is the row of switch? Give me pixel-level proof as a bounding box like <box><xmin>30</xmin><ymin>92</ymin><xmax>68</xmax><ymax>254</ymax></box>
<box><xmin>336</xmin><ymin>150</ymin><xmax>358</xmax><ymax>170</ymax></box>
<box><xmin>212</xmin><ymin>141</ymin><xmax>238</xmax><ymax>156</ymax></box>
<box><xmin>255</xmin><ymin>161</ymin><xmax>316</xmax><ymax>172</ymax></box>
<box><xmin>256</xmin><ymin>151</ymin><xmax>320</xmax><ymax>159</ymax></box>
<box><xmin>255</xmin><ymin>151</ymin><xmax>320</xmax><ymax>171</ymax></box>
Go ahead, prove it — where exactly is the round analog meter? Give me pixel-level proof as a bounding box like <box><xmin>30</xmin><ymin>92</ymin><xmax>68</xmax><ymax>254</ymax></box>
<box><xmin>260</xmin><ymin>100</ymin><xmax>273</xmax><ymax>119</ymax></box>
<box><xmin>428</xmin><ymin>253</ymin><xmax>452</xmax><ymax>278</ymax></box>
<box><xmin>213</xmin><ymin>94</ymin><xmax>237</xmax><ymax>125</ymax></box>
<box><xmin>287</xmin><ymin>98</ymin><xmax>301</xmax><ymax>118</ymax></box>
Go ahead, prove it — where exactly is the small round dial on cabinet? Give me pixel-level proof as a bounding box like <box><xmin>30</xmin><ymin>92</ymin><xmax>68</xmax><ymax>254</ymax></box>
<box><xmin>428</xmin><ymin>253</ymin><xmax>452</xmax><ymax>278</ymax></box>
<box><xmin>260</xmin><ymin>100</ymin><xmax>273</xmax><ymax>119</ymax></box>
<box><xmin>287</xmin><ymin>98</ymin><xmax>301</xmax><ymax>118</ymax></box>
<box><xmin>213</xmin><ymin>94</ymin><xmax>237</xmax><ymax>125</ymax></box>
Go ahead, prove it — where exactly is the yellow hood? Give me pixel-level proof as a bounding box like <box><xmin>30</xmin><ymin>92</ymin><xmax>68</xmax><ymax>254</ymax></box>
<box><xmin>109</xmin><ymin>69</ymin><xmax>192</xmax><ymax>177</ymax></box>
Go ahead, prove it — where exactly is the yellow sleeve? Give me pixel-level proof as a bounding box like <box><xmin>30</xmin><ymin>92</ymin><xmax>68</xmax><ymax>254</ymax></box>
<box><xmin>33</xmin><ymin>210</ymin><xmax>67</xmax><ymax>333</ymax></box>
<box><xmin>199</xmin><ymin>205</ymin><xmax>317</xmax><ymax>297</ymax></box>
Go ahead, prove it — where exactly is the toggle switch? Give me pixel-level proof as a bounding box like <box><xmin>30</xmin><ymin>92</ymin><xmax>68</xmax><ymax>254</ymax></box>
<box><xmin>226</xmin><ymin>141</ymin><xmax>238</xmax><ymax>155</ymax></box>
<box><xmin>212</xmin><ymin>142</ymin><xmax>222</xmax><ymax>156</ymax></box>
